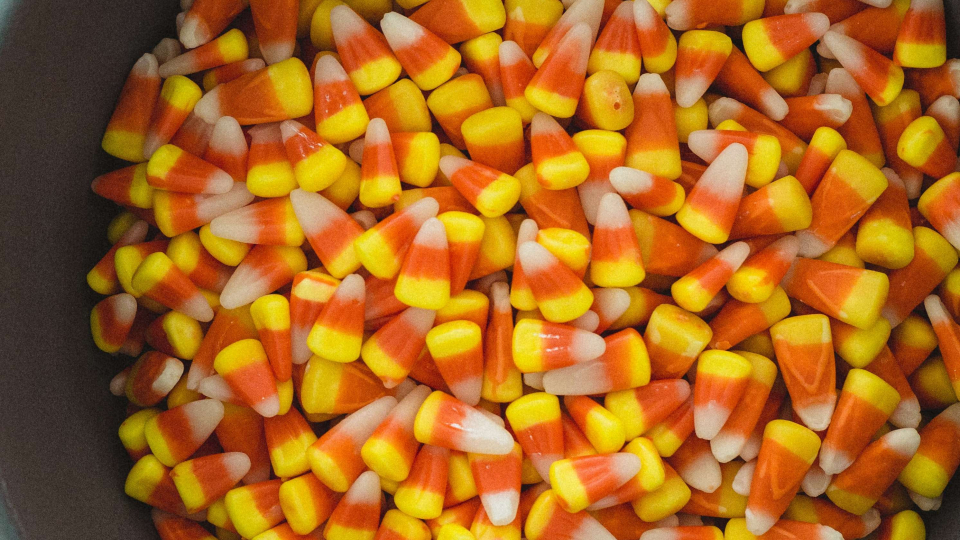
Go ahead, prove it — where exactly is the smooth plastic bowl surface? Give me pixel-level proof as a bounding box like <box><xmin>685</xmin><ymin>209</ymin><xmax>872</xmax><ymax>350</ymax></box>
<box><xmin>0</xmin><ymin>1</ymin><xmax>958</xmax><ymax>539</ymax></box>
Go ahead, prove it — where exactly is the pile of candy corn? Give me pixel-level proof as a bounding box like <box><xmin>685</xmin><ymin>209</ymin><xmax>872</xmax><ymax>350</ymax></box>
<box><xmin>87</xmin><ymin>0</ymin><xmax>960</xmax><ymax>537</ymax></box>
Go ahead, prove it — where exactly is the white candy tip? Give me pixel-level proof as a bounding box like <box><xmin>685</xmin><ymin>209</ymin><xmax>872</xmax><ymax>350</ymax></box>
<box><xmin>252</xmin><ymin>394</ymin><xmax>281</xmax><ymax>418</ymax></box>
<box><xmin>221</xmin><ymin>452</ymin><xmax>253</xmax><ymax>478</ymax></box>
<box><xmin>571</xmin><ymin>329</ymin><xmax>608</xmax><ymax>362</ymax></box>
<box><xmin>438</xmin><ymin>155</ymin><xmax>470</xmax><ymax>178</ymax></box>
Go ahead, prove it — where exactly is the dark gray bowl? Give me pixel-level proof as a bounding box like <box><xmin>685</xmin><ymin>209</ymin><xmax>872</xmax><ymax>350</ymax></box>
<box><xmin>0</xmin><ymin>0</ymin><xmax>957</xmax><ymax>538</ymax></box>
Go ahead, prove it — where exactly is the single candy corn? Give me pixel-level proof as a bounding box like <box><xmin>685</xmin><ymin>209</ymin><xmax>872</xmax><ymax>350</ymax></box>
<box><xmin>306</xmin><ymin>273</ymin><xmax>365</xmax><ymax>363</ymax></box>
<box><xmin>131</xmin><ymin>252</ymin><xmax>213</xmax><ymax>322</ymax></box>
<box><xmin>439</xmin><ymin>156</ymin><xmax>521</xmax><ymax>217</ymax></box>
<box><xmin>918</xmin><ymin>172</ymin><xmax>960</xmax><ymax>251</ymax></box>
<box><xmin>144</xmin><ymin>75</ymin><xmax>203</xmax><ymax>160</ymax></box>
<box><xmin>194</xmin><ymin>58</ymin><xmax>313</xmax><ymax>125</ymax></box>
<box><xmin>634</xmin><ymin>0</ymin><xmax>678</xmax><ymax>74</ymax></box>
<box><xmin>362</xmin><ymin>307</ymin><xmax>436</xmax><ymax>387</ymax></box>
<box><xmin>587</xmin><ymin>2</ymin><xmax>642</xmax><ymax>85</ymax></box>
<box><xmin>361</xmin><ymin>384</ymin><xmax>430</xmax><ymax>482</ymax></box>
<box><xmin>214</xmin><ymin>339</ymin><xmax>280</xmax><ymax>417</ymax></box>
<box><xmin>726</xmin><ymin>236</ymin><xmax>799</xmax><ymax>304</ymax></box>
<box><xmin>91</xmin><ymin>293</ymin><xmax>138</xmax><ymax>354</ymax></box>
<box><xmin>675</xmin><ymin>31</ymin><xmax>732</xmax><ymax>108</ymax></box>
<box><xmin>144</xmin><ymin>399</ymin><xmax>224</xmax><ymax>466</ymax></box>
<box><xmin>893</xmin><ymin>0</ymin><xmax>947</xmax><ymax>68</ymax></box>
<box><xmin>393</xmin><ymin>444</ymin><xmax>450</xmax><ymax>519</ymax></box>
<box><xmin>354</xmin><ymin>197</ymin><xmax>439</xmax><ymax>279</ymax></box>
<box><xmin>119</xmin><ymin>408</ymin><xmax>161</xmax><ymax>461</ymax></box>
<box><xmin>460</xmin><ymin>107</ymin><xmax>523</xmax><ymax>175</ymax></box>
<box><xmin>358</xmin><ymin>118</ymin><xmax>401</xmax><ymax>208</ymax></box>
<box><xmin>518</xmin><ymin>241</ymin><xmax>593</xmax><ymax>323</ymax></box>
<box><xmin>891</xmin><ymin>315</ymin><xmax>938</xmax><ymax>377</ymax></box>
<box><xmin>437</xmin><ymin>212</ymin><xmax>485</xmax><ymax>296</ymax></box>
<box><xmin>826</xmin><ymin>428</ymin><xmax>921</xmax><ymax>515</ymax></box>
<box><xmin>262</xmin><ymin>408</ymin><xmax>318</xmax><ymax>480</ymax></box>
<box><xmin>407</xmin><ymin>0</ymin><xmax>506</xmax><ymax>44</ymax></box>
<box><xmin>590</xmin><ymin>193</ymin><xmax>645</xmax><ymax>287</ymax></box>
<box><xmin>328</xmin><ymin>5</ymin><xmax>401</xmax><ymax>95</ymax></box>
<box><xmin>289</xmin><ymin>190</ymin><xmax>362</xmax><ymax>278</ymax></box>
<box><xmin>499</xmin><ymin>41</ymin><xmax>539</xmax><ymax>124</ymax></box>
<box><xmin>525</xmin><ymin>490</ymin><xmax>616</xmax><ymax>540</ymax></box>
<box><xmin>179</xmin><ymin>0</ymin><xmax>247</xmax><ymax>49</ymax></box>
<box><xmin>712</xmin><ymin>48</ymin><xmax>790</xmax><ymax>122</ymax></box>
<box><xmin>882</xmin><ymin>227</ymin><xmax>957</xmax><ymax>327</ymax></box>
<box><xmin>625</xmin><ymin>74</ymin><xmax>682</xmax><ymax>180</ymax></box>
<box><xmin>821</xmin><ymin>31</ymin><xmax>904</xmax><ymax>106</ymax></box>
<box><xmin>210</xmin><ymin>197</ymin><xmax>305</xmax><ymax>247</ymax></box>
<box><xmin>640</xmin><ymin>304</ymin><xmax>710</xmax><ymax>379</ymax></box>
<box><xmin>899</xmin><ymin>403</ymin><xmax>960</xmax><ymax>499</ymax></box>
<box><xmin>171</xmin><ymin>452</ymin><xmax>251</xmax><ymax>513</ymax></box>
<box><xmin>125</xmin><ymin>455</ymin><xmax>188</xmax><ymax>515</ymax></box>
<box><xmin>323</xmin><ymin>471</ymin><xmax>381</xmax><ymax>540</ymax></box>
<box><xmin>380</xmin><ymin>12</ymin><xmax>461</xmax><ymax>91</ymax></box>
<box><xmin>102</xmin><ymin>53</ymin><xmax>161</xmax><ymax>162</ymax></box>
<box><xmin>529</xmin><ymin>113</ymin><xmax>589</xmax><ymax>191</ymax></box>
<box><xmin>525</xmin><ymin>23</ymin><xmax>592</xmax><ymax>118</ymax></box>
<box><xmin>782</xmin><ymin>257</ymin><xmax>889</xmax><ymax>329</ymax></box>
<box><xmin>531</xmin><ymin>0</ymin><xmax>603</xmax><ymax>68</ymax></box>
<box><xmin>769</xmin><ymin>314</ymin><xmax>837</xmax><ymax>431</ymax></box>
<box><xmin>468</xmin><ymin>444</ymin><xmax>522</xmax><ymax>526</ymax></box>
<box><xmin>676</xmin><ymin>143</ymin><xmax>748</xmax><ymax>244</ymax></box>
<box><xmin>159</xmin><ymin>29</ymin><xmax>249</xmax><ymax>79</ymax></box>
<box><xmin>779</xmin><ymin>94</ymin><xmax>852</xmax><ymax>141</ymax></box>
<box><xmin>219</xmin><ymin>245</ymin><xmax>307</xmax><ymax>310</ymax></box>
<box><xmin>820</xmin><ymin>369</ymin><xmax>901</xmax><ymax>475</ymax></box>
<box><xmin>392</xmin><ymin>218</ymin><xmax>450</xmax><ymax>310</ymax></box>
<box><xmin>897</xmin><ymin>116</ymin><xmax>956</xmax><ymax>178</ymax></box>
<box><xmin>480</xmin><ymin>282</ymin><xmax>522</xmax><ymax>403</ymax></box>
<box><xmin>672</xmin><ymin>243</ymin><xmax>750</xmax><ymax>313</ymax></box>
<box><xmin>247</xmin><ymin>0</ymin><xmax>297</xmax><ymax>64</ymax></box>
<box><xmin>855</xmin><ymin>170</ymin><xmax>914</xmax><ymax>269</ymax></box>
<box><xmin>609</xmin><ymin>167</ymin><xmax>685</xmax><ymax>218</ymax></box>
<box><xmin>248</xmin><ymin>295</ymin><xmax>292</xmax><ymax>382</ymax></box>
<box><xmin>426</xmin><ymin>321</ymin><xmax>483</xmax><ymax>405</ymax></box>
<box><xmin>563</xmin><ymin>396</ymin><xmax>624</xmax><ymax>455</ymax></box>
<box><xmin>279</xmin><ymin>120</ymin><xmax>347</xmax><ymax>193</ymax></box>
<box><xmin>550</xmin><ymin>453</ymin><xmax>642</xmax><ymax>513</ymax></box>
<box><xmin>729</xmin><ymin>177</ymin><xmax>812</xmax><ymax>240</ymax></box>
<box><xmin>313</xmin><ymin>55</ymin><xmax>369</xmax><ymax>144</ymax></box>
<box><xmin>506</xmin><ymin>393</ymin><xmax>564</xmax><ymax>480</ymax></box>
<box><xmin>245</xmin><ymin>123</ymin><xmax>298</xmax><ymax>198</ymax></box>
<box><xmin>414</xmin><ymin>391</ymin><xmax>514</xmax><ymax>454</ymax></box>
<box><xmin>605</xmin><ymin>380</ymin><xmax>691</xmax><ymax>442</ymax></box>
<box><xmin>742</xmin><ymin>14</ymin><xmax>829</xmax><ymax>72</ymax></box>
<box><xmin>745</xmin><ymin>420</ymin><xmax>821</xmax><ymax>535</ymax></box>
